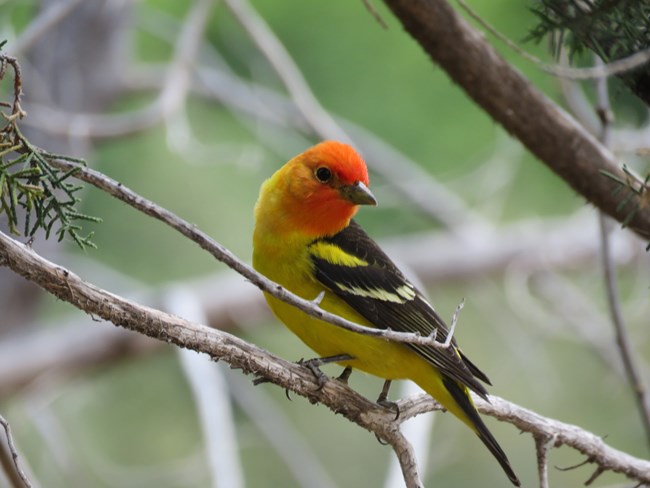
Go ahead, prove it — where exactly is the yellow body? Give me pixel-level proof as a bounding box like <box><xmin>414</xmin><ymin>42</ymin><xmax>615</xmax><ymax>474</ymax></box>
<box><xmin>253</xmin><ymin>193</ymin><xmax>473</xmax><ymax>431</ymax></box>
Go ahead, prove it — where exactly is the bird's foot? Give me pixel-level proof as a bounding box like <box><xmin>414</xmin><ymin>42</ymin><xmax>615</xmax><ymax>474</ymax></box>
<box><xmin>298</xmin><ymin>354</ymin><xmax>354</xmax><ymax>390</ymax></box>
<box><xmin>376</xmin><ymin>379</ymin><xmax>400</xmax><ymax>420</ymax></box>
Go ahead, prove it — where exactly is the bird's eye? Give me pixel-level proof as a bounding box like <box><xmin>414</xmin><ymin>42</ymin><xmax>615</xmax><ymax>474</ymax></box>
<box><xmin>315</xmin><ymin>166</ymin><xmax>332</xmax><ymax>183</ymax></box>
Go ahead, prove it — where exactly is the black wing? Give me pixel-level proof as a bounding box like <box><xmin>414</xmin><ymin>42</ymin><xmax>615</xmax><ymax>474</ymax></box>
<box><xmin>309</xmin><ymin>220</ymin><xmax>490</xmax><ymax>398</ymax></box>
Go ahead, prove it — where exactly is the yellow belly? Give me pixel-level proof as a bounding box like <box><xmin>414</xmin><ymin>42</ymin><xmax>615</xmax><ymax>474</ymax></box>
<box><xmin>254</xmin><ymin>252</ymin><xmax>477</xmax><ymax>432</ymax></box>
<box><xmin>263</xmin><ymin>283</ymin><xmax>434</xmax><ymax>381</ymax></box>
<box><xmin>269</xmin><ymin>283</ymin><xmax>482</xmax><ymax>432</ymax></box>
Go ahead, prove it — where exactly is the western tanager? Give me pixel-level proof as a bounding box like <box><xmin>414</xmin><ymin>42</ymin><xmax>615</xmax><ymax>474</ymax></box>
<box><xmin>253</xmin><ymin>141</ymin><xmax>520</xmax><ymax>486</ymax></box>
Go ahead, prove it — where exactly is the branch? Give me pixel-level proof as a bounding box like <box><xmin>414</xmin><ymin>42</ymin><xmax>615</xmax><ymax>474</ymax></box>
<box><xmin>0</xmin><ymin>210</ymin><xmax>643</xmax><ymax>399</ymax></box>
<box><xmin>0</xmin><ymin>414</ymin><xmax>32</xmax><ymax>488</ymax></box>
<box><xmin>2</xmin><ymin>215</ymin><xmax>650</xmax><ymax>484</ymax></box>
<box><xmin>0</xmin><ymin>229</ymin><xmax>434</xmax><ymax>484</ymax></box>
<box><xmin>382</xmin><ymin>0</ymin><xmax>650</xmax><ymax>241</ymax></box>
<box><xmin>533</xmin><ymin>434</ymin><xmax>552</xmax><ymax>488</ymax></box>
<box><xmin>3</xmin><ymin>213</ymin><xmax>650</xmax><ymax>484</ymax></box>
<box><xmin>400</xmin><ymin>394</ymin><xmax>650</xmax><ymax>485</ymax></box>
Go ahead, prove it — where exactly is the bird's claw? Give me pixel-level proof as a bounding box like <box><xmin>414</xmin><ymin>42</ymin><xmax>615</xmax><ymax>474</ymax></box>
<box><xmin>253</xmin><ymin>376</ymin><xmax>293</xmax><ymax>400</ymax></box>
<box><xmin>377</xmin><ymin>398</ymin><xmax>400</xmax><ymax>421</ymax></box>
<box><xmin>297</xmin><ymin>354</ymin><xmax>355</xmax><ymax>390</ymax></box>
<box><xmin>376</xmin><ymin>379</ymin><xmax>400</xmax><ymax>420</ymax></box>
<box><xmin>298</xmin><ymin>358</ymin><xmax>329</xmax><ymax>390</ymax></box>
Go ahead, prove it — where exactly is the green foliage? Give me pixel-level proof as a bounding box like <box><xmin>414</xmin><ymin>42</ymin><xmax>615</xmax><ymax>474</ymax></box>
<box><xmin>529</xmin><ymin>0</ymin><xmax>650</xmax><ymax>105</ymax></box>
<box><xmin>0</xmin><ymin>48</ymin><xmax>100</xmax><ymax>249</ymax></box>
<box><xmin>529</xmin><ymin>0</ymin><xmax>650</xmax><ymax>58</ymax></box>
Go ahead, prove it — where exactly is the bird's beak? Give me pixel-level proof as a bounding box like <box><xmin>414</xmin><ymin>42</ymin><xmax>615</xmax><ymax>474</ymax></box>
<box><xmin>339</xmin><ymin>181</ymin><xmax>377</xmax><ymax>206</ymax></box>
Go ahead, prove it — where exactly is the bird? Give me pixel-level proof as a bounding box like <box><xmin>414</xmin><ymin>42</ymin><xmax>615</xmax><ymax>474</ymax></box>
<box><xmin>252</xmin><ymin>140</ymin><xmax>520</xmax><ymax>486</ymax></box>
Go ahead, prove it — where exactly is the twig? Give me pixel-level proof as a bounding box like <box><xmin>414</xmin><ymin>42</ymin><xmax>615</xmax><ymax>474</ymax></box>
<box><xmin>400</xmin><ymin>393</ymin><xmax>650</xmax><ymax>484</ymax></box>
<box><xmin>381</xmin><ymin>427</ymin><xmax>424</xmax><ymax>488</ymax></box>
<box><xmin>584</xmin><ymin>465</ymin><xmax>605</xmax><ymax>486</ymax></box>
<box><xmin>383</xmin><ymin>382</ymin><xmax>433</xmax><ymax>488</ymax></box>
<box><xmin>599</xmin><ymin>217</ymin><xmax>650</xmax><ymax>448</ymax></box>
<box><xmin>594</xmin><ymin>56</ymin><xmax>650</xmax><ymax>450</ymax></box>
<box><xmin>442</xmin><ymin>298</ymin><xmax>464</xmax><ymax>347</ymax></box>
<box><xmin>0</xmin><ymin>414</ymin><xmax>32</xmax><ymax>488</ymax></box>
<box><xmin>0</xmin><ymin>53</ymin><xmax>25</xmax><ymax>120</ymax></box>
<box><xmin>361</xmin><ymin>0</ymin><xmax>388</xmax><ymax>29</ymax></box>
<box><xmin>534</xmin><ymin>434</ymin><xmax>553</xmax><ymax>488</ymax></box>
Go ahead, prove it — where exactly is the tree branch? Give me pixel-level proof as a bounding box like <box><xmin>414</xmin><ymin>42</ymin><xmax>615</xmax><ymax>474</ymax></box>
<box><xmin>0</xmin><ymin>210</ymin><xmax>643</xmax><ymax>399</ymax></box>
<box><xmin>2</xmin><ymin>219</ymin><xmax>650</xmax><ymax>485</ymax></box>
<box><xmin>382</xmin><ymin>0</ymin><xmax>650</xmax><ymax>241</ymax></box>
<box><xmin>0</xmin><ymin>228</ymin><xmax>434</xmax><ymax>485</ymax></box>
<box><xmin>534</xmin><ymin>434</ymin><xmax>552</xmax><ymax>488</ymax></box>
<box><xmin>400</xmin><ymin>394</ymin><xmax>650</xmax><ymax>484</ymax></box>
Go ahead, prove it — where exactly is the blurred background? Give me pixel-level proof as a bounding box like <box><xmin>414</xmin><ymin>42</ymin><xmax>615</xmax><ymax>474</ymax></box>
<box><xmin>1</xmin><ymin>0</ymin><xmax>649</xmax><ymax>487</ymax></box>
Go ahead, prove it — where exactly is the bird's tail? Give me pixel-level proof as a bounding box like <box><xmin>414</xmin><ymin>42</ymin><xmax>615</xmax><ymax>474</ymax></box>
<box><xmin>440</xmin><ymin>376</ymin><xmax>521</xmax><ymax>487</ymax></box>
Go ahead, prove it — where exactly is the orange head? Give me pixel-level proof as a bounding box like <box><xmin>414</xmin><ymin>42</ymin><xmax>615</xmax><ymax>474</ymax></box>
<box><xmin>256</xmin><ymin>141</ymin><xmax>377</xmax><ymax>238</ymax></box>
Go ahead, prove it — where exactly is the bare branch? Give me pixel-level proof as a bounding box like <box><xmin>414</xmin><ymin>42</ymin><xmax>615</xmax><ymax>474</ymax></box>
<box><xmin>599</xmin><ymin>212</ymin><xmax>650</xmax><ymax>447</ymax></box>
<box><xmin>0</xmin><ymin>414</ymin><xmax>32</xmax><ymax>488</ymax></box>
<box><xmin>361</xmin><ymin>0</ymin><xmax>389</xmax><ymax>29</ymax></box>
<box><xmin>441</xmin><ymin>298</ymin><xmax>464</xmax><ymax>348</ymax></box>
<box><xmin>2</xmin><ymin>225</ymin><xmax>650</xmax><ymax>484</ymax></box>
<box><xmin>383</xmin><ymin>0</ymin><xmax>650</xmax><ymax>240</ymax></box>
<box><xmin>534</xmin><ymin>434</ymin><xmax>553</xmax><ymax>488</ymax></box>
<box><xmin>0</xmin><ymin>230</ymin><xmax>429</xmax><ymax>485</ymax></box>
<box><xmin>383</xmin><ymin>382</ymin><xmax>434</xmax><ymax>488</ymax></box>
<box><xmin>400</xmin><ymin>394</ymin><xmax>650</xmax><ymax>484</ymax></box>
<box><xmin>0</xmin><ymin>211</ymin><xmax>643</xmax><ymax>399</ymax></box>
<box><xmin>380</xmin><ymin>427</ymin><xmax>424</xmax><ymax>488</ymax></box>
